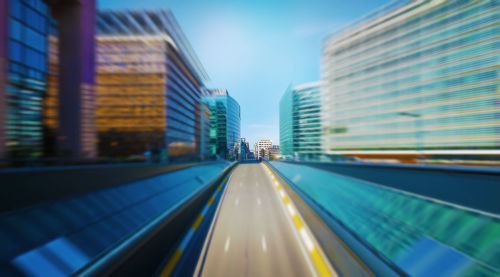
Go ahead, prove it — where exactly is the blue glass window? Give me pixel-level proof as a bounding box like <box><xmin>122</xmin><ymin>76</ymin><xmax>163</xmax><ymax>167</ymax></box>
<box><xmin>9</xmin><ymin>40</ymin><xmax>22</xmax><ymax>62</ymax></box>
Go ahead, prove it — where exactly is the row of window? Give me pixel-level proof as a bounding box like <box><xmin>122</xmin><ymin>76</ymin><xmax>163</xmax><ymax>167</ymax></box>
<box><xmin>327</xmin><ymin>70</ymin><xmax>498</xmax><ymax>120</ymax></box>
<box><xmin>9</xmin><ymin>0</ymin><xmax>48</xmax><ymax>33</ymax></box>
<box><xmin>328</xmin><ymin>1</ymin><xmax>496</xmax><ymax>73</ymax></box>
<box><xmin>331</xmin><ymin>83</ymin><xmax>498</xmax><ymax>117</ymax></box>
<box><xmin>9</xmin><ymin>40</ymin><xmax>47</xmax><ymax>76</ymax></box>
<box><xmin>327</xmin><ymin>0</ymin><xmax>476</xmax><ymax>59</ymax></box>
<box><xmin>331</xmin><ymin>41</ymin><xmax>498</xmax><ymax>96</ymax></box>
<box><xmin>331</xmin><ymin>26</ymin><xmax>498</xmax><ymax>83</ymax></box>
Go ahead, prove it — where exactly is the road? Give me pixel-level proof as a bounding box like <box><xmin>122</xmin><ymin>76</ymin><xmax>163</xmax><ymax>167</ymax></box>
<box><xmin>194</xmin><ymin>162</ymin><xmax>333</xmax><ymax>277</ymax></box>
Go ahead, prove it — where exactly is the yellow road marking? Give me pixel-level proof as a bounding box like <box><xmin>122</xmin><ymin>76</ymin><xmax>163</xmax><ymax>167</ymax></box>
<box><xmin>292</xmin><ymin>213</ymin><xmax>304</xmax><ymax>230</ymax></box>
<box><xmin>311</xmin><ymin>248</ymin><xmax>333</xmax><ymax>277</ymax></box>
<box><xmin>283</xmin><ymin>195</ymin><xmax>290</xmax><ymax>205</ymax></box>
<box><xmin>192</xmin><ymin>214</ymin><xmax>204</xmax><ymax>230</ymax></box>
<box><xmin>266</xmin><ymin>163</ymin><xmax>336</xmax><ymax>277</ymax></box>
<box><xmin>207</xmin><ymin>195</ymin><xmax>215</xmax><ymax>206</ymax></box>
<box><xmin>160</xmin><ymin>248</ymin><xmax>182</xmax><ymax>277</ymax></box>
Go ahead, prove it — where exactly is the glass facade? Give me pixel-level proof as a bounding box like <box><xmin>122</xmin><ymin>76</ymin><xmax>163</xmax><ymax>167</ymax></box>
<box><xmin>203</xmin><ymin>89</ymin><xmax>241</xmax><ymax>158</ymax></box>
<box><xmin>199</xmin><ymin>102</ymin><xmax>211</xmax><ymax>159</ymax></box>
<box><xmin>44</xmin><ymin>10</ymin><xmax>208</xmax><ymax>160</ymax></box>
<box><xmin>280</xmin><ymin>82</ymin><xmax>322</xmax><ymax>160</ymax></box>
<box><xmin>322</xmin><ymin>0</ymin><xmax>500</xmax><ymax>152</ymax></box>
<box><xmin>279</xmin><ymin>85</ymin><xmax>293</xmax><ymax>157</ymax></box>
<box><xmin>5</xmin><ymin>0</ymin><xmax>49</xmax><ymax>158</ymax></box>
<box><xmin>95</xmin><ymin>38</ymin><xmax>168</xmax><ymax>158</ymax></box>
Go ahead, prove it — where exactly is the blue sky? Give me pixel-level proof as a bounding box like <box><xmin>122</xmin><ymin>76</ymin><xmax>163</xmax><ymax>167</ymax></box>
<box><xmin>99</xmin><ymin>0</ymin><xmax>391</xmax><ymax>147</ymax></box>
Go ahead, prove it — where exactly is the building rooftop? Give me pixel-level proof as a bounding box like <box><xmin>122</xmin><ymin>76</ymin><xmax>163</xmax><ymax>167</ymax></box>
<box><xmin>97</xmin><ymin>9</ymin><xmax>209</xmax><ymax>83</ymax></box>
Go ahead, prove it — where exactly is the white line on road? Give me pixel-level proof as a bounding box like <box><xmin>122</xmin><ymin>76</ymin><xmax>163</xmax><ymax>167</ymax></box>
<box><xmin>261</xmin><ymin>235</ymin><xmax>267</xmax><ymax>252</ymax></box>
<box><xmin>299</xmin><ymin>229</ymin><xmax>314</xmax><ymax>251</ymax></box>
<box><xmin>235</xmin><ymin>198</ymin><xmax>239</xmax><ymax>206</ymax></box>
<box><xmin>257</xmin><ymin>197</ymin><xmax>261</xmax><ymax>205</ymax></box>
<box><xmin>224</xmin><ymin>236</ymin><xmax>231</xmax><ymax>252</ymax></box>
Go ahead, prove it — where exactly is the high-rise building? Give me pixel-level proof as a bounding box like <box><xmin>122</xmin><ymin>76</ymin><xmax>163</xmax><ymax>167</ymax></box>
<box><xmin>1</xmin><ymin>0</ymin><xmax>50</xmax><ymax>159</ymax></box>
<box><xmin>255</xmin><ymin>139</ymin><xmax>272</xmax><ymax>159</ymax></box>
<box><xmin>44</xmin><ymin>10</ymin><xmax>209</xmax><ymax>160</ymax></box>
<box><xmin>1</xmin><ymin>0</ymin><xmax>98</xmax><ymax>161</ymax></box>
<box><xmin>322</xmin><ymin>0</ymin><xmax>500</xmax><ymax>154</ymax></box>
<box><xmin>279</xmin><ymin>82</ymin><xmax>322</xmax><ymax>160</ymax></box>
<box><xmin>279</xmin><ymin>85</ymin><xmax>294</xmax><ymax>158</ymax></box>
<box><xmin>238</xmin><ymin>138</ymin><xmax>249</xmax><ymax>160</ymax></box>
<box><xmin>203</xmin><ymin>89</ymin><xmax>240</xmax><ymax>158</ymax></box>
<box><xmin>199</xmin><ymin>102</ymin><xmax>211</xmax><ymax>159</ymax></box>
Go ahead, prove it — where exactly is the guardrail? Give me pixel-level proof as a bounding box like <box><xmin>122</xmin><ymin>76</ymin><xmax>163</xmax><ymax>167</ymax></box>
<box><xmin>75</xmin><ymin>162</ymin><xmax>237</xmax><ymax>277</ymax></box>
<box><xmin>284</xmin><ymin>161</ymin><xmax>500</xmax><ymax>214</ymax></box>
<box><xmin>270</xmin><ymin>161</ymin><xmax>500</xmax><ymax>276</ymax></box>
<box><xmin>266</xmin><ymin>161</ymin><xmax>403</xmax><ymax>277</ymax></box>
<box><xmin>0</xmin><ymin>162</ymin><xmax>236</xmax><ymax>276</ymax></box>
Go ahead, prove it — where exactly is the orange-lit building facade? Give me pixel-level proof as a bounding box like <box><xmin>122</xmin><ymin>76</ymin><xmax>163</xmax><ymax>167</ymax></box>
<box><xmin>44</xmin><ymin>10</ymin><xmax>209</xmax><ymax>160</ymax></box>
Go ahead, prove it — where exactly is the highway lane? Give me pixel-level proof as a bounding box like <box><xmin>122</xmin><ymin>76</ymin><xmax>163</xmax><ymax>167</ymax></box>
<box><xmin>194</xmin><ymin>163</ymin><xmax>334</xmax><ymax>277</ymax></box>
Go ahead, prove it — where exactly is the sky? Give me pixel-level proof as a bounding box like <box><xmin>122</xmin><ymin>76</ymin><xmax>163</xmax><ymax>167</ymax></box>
<box><xmin>99</xmin><ymin>0</ymin><xmax>391</xmax><ymax>147</ymax></box>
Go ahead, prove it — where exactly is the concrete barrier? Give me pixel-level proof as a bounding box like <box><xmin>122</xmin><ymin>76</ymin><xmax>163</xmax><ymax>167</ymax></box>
<box><xmin>286</xmin><ymin>161</ymin><xmax>500</xmax><ymax>214</ymax></box>
<box><xmin>0</xmin><ymin>162</ymin><xmax>202</xmax><ymax>212</ymax></box>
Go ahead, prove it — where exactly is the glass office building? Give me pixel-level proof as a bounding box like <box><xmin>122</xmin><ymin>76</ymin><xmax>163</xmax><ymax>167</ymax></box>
<box><xmin>280</xmin><ymin>82</ymin><xmax>322</xmax><ymax>160</ymax></box>
<box><xmin>322</xmin><ymin>0</ymin><xmax>500</xmax><ymax>153</ymax></box>
<box><xmin>203</xmin><ymin>89</ymin><xmax>241</xmax><ymax>158</ymax></box>
<box><xmin>44</xmin><ymin>10</ymin><xmax>209</xmax><ymax>160</ymax></box>
<box><xmin>279</xmin><ymin>85</ymin><xmax>294</xmax><ymax>157</ymax></box>
<box><xmin>1</xmin><ymin>0</ymin><xmax>49</xmax><ymax>158</ymax></box>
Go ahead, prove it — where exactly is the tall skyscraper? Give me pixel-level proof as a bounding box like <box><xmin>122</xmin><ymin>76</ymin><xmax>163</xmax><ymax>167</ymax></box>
<box><xmin>44</xmin><ymin>10</ymin><xmax>209</xmax><ymax>161</ymax></box>
<box><xmin>279</xmin><ymin>82</ymin><xmax>322</xmax><ymax>160</ymax></box>
<box><xmin>203</xmin><ymin>89</ymin><xmax>241</xmax><ymax>158</ymax></box>
<box><xmin>1</xmin><ymin>0</ymin><xmax>97</xmax><ymax>161</ymax></box>
<box><xmin>322</xmin><ymin>0</ymin><xmax>500</xmax><ymax>154</ymax></box>
<box><xmin>1</xmin><ymin>0</ymin><xmax>50</xmax><ymax>159</ymax></box>
<box><xmin>199</xmin><ymin>102</ymin><xmax>211</xmax><ymax>159</ymax></box>
<box><xmin>279</xmin><ymin>85</ymin><xmax>294</xmax><ymax>158</ymax></box>
<box><xmin>0</xmin><ymin>0</ymin><xmax>9</xmax><ymax>160</ymax></box>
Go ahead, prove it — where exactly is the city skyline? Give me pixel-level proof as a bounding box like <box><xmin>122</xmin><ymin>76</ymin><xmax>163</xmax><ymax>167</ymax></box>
<box><xmin>98</xmin><ymin>0</ymin><xmax>392</xmax><ymax>147</ymax></box>
<box><xmin>1</xmin><ymin>1</ymin><xmax>499</xmax><ymax>276</ymax></box>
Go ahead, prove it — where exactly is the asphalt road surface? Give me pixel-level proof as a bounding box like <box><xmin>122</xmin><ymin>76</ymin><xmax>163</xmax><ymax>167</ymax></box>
<box><xmin>194</xmin><ymin>163</ymin><xmax>330</xmax><ymax>277</ymax></box>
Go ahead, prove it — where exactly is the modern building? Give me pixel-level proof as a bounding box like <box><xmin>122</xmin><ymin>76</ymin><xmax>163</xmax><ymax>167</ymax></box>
<box><xmin>238</xmin><ymin>138</ymin><xmax>249</xmax><ymax>160</ymax></box>
<box><xmin>279</xmin><ymin>82</ymin><xmax>322</xmax><ymax>160</ymax></box>
<box><xmin>203</xmin><ymin>89</ymin><xmax>240</xmax><ymax>158</ymax></box>
<box><xmin>321</xmin><ymin>0</ymin><xmax>500</xmax><ymax>155</ymax></box>
<box><xmin>279</xmin><ymin>85</ymin><xmax>294</xmax><ymax>158</ymax></box>
<box><xmin>199</xmin><ymin>102</ymin><xmax>211</xmax><ymax>159</ymax></box>
<box><xmin>1</xmin><ymin>0</ymin><xmax>50</xmax><ymax>159</ymax></box>
<box><xmin>1</xmin><ymin>0</ymin><xmax>97</xmax><ymax>161</ymax></box>
<box><xmin>269</xmin><ymin>145</ymin><xmax>280</xmax><ymax>160</ymax></box>
<box><xmin>255</xmin><ymin>139</ymin><xmax>272</xmax><ymax>159</ymax></box>
<box><xmin>44</xmin><ymin>10</ymin><xmax>209</xmax><ymax>160</ymax></box>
